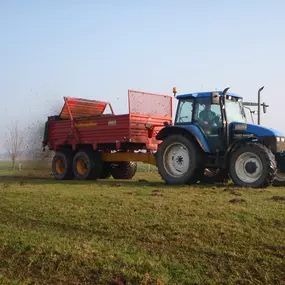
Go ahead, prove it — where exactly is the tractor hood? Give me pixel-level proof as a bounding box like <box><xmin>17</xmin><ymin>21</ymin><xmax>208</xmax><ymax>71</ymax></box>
<box><xmin>232</xmin><ymin>122</ymin><xmax>285</xmax><ymax>137</ymax></box>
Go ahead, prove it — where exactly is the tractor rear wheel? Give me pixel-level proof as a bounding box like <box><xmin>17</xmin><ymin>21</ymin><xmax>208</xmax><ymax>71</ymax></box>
<box><xmin>110</xmin><ymin>162</ymin><xmax>137</xmax><ymax>179</ymax></box>
<box><xmin>229</xmin><ymin>142</ymin><xmax>276</xmax><ymax>188</ymax></box>
<box><xmin>156</xmin><ymin>134</ymin><xmax>202</xmax><ymax>185</ymax></box>
<box><xmin>72</xmin><ymin>150</ymin><xmax>103</xmax><ymax>180</ymax></box>
<box><xmin>52</xmin><ymin>150</ymin><xmax>74</xmax><ymax>180</ymax></box>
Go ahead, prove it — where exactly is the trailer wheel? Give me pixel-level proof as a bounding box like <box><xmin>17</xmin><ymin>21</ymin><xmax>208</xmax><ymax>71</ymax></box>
<box><xmin>99</xmin><ymin>162</ymin><xmax>112</xmax><ymax>179</ymax></box>
<box><xmin>229</xmin><ymin>142</ymin><xmax>276</xmax><ymax>188</ymax></box>
<box><xmin>52</xmin><ymin>150</ymin><xmax>74</xmax><ymax>180</ymax></box>
<box><xmin>73</xmin><ymin>150</ymin><xmax>103</xmax><ymax>180</ymax></box>
<box><xmin>156</xmin><ymin>134</ymin><xmax>201</xmax><ymax>185</ymax></box>
<box><xmin>110</xmin><ymin>162</ymin><xmax>137</xmax><ymax>179</ymax></box>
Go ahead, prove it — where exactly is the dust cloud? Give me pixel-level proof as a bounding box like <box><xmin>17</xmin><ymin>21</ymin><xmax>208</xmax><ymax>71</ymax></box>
<box><xmin>18</xmin><ymin>103</ymin><xmax>62</xmax><ymax>174</ymax></box>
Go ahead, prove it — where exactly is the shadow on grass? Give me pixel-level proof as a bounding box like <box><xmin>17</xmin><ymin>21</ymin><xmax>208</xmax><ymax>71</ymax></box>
<box><xmin>2</xmin><ymin>209</ymin><xmax>104</xmax><ymax>237</ymax></box>
<box><xmin>0</xmin><ymin>174</ymin><xmax>232</xmax><ymax>189</ymax></box>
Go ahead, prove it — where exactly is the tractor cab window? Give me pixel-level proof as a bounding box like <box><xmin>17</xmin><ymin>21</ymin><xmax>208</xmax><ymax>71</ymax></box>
<box><xmin>194</xmin><ymin>98</ymin><xmax>222</xmax><ymax>135</ymax></box>
<box><xmin>175</xmin><ymin>99</ymin><xmax>194</xmax><ymax>124</ymax></box>
<box><xmin>225</xmin><ymin>97</ymin><xmax>246</xmax><ymax>124</ymax></box>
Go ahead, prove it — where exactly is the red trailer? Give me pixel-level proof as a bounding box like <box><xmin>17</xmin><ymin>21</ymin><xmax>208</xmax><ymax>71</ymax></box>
<box><xmin>43</xmin><ymin>90</ymin><xmax>172</xmax><ymax>180</ymax></box>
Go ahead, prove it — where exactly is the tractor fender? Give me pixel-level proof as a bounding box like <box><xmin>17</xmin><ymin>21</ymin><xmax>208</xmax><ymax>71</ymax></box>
<box><xmin>156</xmin><ymin>125</ymin><xmax>210</xmax><ymax>153</ymax></box>
<box><xmin>224</xmin><ymin>137</ymin><xmax>258</xmax><ymax>166</ymax></box>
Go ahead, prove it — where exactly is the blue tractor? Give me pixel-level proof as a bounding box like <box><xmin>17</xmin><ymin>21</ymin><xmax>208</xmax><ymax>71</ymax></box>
<box><xmin>155</xmin><ymin>87</ymin><xmax>285</xmax><ymax>188</ymax></box>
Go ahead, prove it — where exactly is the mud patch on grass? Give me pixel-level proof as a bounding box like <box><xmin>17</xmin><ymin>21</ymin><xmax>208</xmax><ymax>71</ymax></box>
<box><xmin>223</xmin><ymin>188</ymin><xmax>242</xmax><ymax>196</ymax></box>
<box><xmin>151</xmin><ymin>193</ymin><xmax>163</xmax><ymax>197</ymax></box>
<box><xmin>271</xmin><ymin>196</ymin><xmax>285</xmax><ymax>202</ymax></box>
<box><xmin>110</xmin><ymin>184</ymin><xmax>122</xmax><ymax>188</ymax></box>
<box><xmin>138</xmin><ymin>179</ymin><xmax>148</xmax><ymax>183</ymax></box>
<box><xmin>151</xmin><ymin>189</ymin><xmax>163</xmax><ymax>197</ymax></box>
<box><xmin>152</xmin><ymin>189</ymin><xmax>163</xmax><ymax>193</ymax></box>
<box><xmin>229</xmin><ymin>198</ymin><xmax>246</xmax><ymax>204</ymax></box>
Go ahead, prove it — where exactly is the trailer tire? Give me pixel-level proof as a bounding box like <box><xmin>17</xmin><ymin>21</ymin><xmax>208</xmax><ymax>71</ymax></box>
<box><xmin>110</xmin><ymin>162</ymin><xmax>137</xmax><ymax>179</ymax></box>
<box><xmin>99</xmin><ymin>162</ymin><xmax>112</xmax><ymax>179</ymax></box>
<box><xmin>73</xmin><ymin>150</ymin><xmax>103</xmax><ymax>180</ymax></box>
<box><xmin>156</xmin><ymin>134</ymin><xmax>202</xmax><ymax>185</ymax></box>
<box><xmin>229</xmin><ymin>142</ymin><xmax>276</xmax><ymax>188</ymax></box>
<box><xmin>52</xmin><ymin>150</ymin><xmax>74</xmax><ymax>180</ymax></box>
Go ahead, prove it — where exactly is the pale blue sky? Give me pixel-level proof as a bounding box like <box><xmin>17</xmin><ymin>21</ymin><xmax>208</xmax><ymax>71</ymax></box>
<box><xmin>1</xmin><ymin>0</ymin><xmax>285</xmax><ymax>152</ymax></box>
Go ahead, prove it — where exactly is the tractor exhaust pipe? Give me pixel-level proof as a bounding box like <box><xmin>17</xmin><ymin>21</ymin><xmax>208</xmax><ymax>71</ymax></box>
<box><xmin>222</xmin><ymin>87</ymin><xmax>230</xmax><ymax>96</ymax></box>
<box><xmin>258</xmin><ymin>86</ymin><xmax>264</xmax><ymax>125</ymax></box>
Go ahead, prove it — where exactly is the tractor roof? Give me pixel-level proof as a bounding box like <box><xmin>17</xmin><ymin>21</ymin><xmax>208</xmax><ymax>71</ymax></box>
<box><xmin>176</xmin><ymin>91</ymin><xmax>243</xmax><ymax>100</ymax></box>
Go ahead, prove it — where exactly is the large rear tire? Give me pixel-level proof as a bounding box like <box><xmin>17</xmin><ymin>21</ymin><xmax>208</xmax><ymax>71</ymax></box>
<box><xmin>52</xmin><ymin>150</ymin><xmax>74</xmax><ymax>180</ymax></box>
<box><xmin>156</xmin><ymin>134</ymin><xmax>203</xmax><ymax>185</ymax></box>
<box><xmin>110</xmin><ymin>162</ymin><xmax>137</xmax><ymax>179</ymax></box>
<box><xmin>72</xmin><ymin>150</ymin><xmax>103</xmax><ymax>180</ymax></box>
<box><xmin>229</xmin><ymin>142</ymin><xmax>276</xmax><ymax>188</ymax></box>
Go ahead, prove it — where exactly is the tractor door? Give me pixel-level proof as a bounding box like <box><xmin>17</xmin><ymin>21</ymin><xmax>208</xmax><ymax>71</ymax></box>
<box><xmin>193</xmin><ymin>97</ymin><xmax>226</xmax><ymax>152</ymax></box>
<box><xmin>174</xmin><ymin>98</ymin><xmax>194</xmax><ymax>124</ymax></box>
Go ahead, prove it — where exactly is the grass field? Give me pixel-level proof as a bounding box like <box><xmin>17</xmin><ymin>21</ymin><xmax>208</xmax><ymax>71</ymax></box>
<box><xmin>0</xmin><ymin>160</ymin><xmax>285</xmax><ymax>284</ymax></box>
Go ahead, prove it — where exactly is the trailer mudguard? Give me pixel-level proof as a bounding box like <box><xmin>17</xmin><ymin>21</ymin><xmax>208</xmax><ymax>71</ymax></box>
<box><xmin>156</xmin><ymin>125</ymin><xmax>210</xmax><ymax>153</ymax></box>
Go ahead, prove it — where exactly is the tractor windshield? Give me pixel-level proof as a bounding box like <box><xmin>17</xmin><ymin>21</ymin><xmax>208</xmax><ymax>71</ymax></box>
<box><xmin>225</xmin><ymin>98</ymin><xmax>247</xmax><ymax>124</ymax></box>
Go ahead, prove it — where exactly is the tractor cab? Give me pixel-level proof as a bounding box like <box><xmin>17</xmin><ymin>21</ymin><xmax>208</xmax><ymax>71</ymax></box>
<box><xmin>173</xmin><ymin>88</ymin><xmax>246</xmax><ymax>153</ymax></box>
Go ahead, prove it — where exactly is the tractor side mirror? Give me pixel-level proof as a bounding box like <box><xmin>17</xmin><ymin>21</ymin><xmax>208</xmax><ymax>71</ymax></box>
<box><xmin>211</xmin><ymin>92</ymin><xmax>220</xmax><ymax>105</ymax></box>
<box><xmin>262</xmin><ymin>102</ymin><xmax>269</xmax><ymax>113</ymax></box>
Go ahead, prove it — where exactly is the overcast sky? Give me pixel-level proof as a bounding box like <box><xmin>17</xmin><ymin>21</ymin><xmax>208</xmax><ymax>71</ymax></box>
<box><xmin>1</xmin><ymin>0</ymin><xmax>285</xmax><ymax>152</ymax></box>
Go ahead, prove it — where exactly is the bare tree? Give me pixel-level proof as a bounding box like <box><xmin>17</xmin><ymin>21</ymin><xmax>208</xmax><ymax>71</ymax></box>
<box><xmin>4</xmin><ymin>121</ymin><xmax>24</xmax><ymax>169</ymax></box>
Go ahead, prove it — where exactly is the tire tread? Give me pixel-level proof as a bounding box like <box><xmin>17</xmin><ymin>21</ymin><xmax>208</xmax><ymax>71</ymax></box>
<box><xmin>110</xmin><ymin>162</ymin><xmax>137</xmax><ymax>179</ymax></box>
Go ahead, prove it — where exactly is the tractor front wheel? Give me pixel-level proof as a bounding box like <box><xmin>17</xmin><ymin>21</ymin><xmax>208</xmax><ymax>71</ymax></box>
<box><xmin>229</xmin><ymin>143</ymin><xmax>276</xmax><ymax>188</ymax></box>
<box><xmin>156</xmin><ymin>134</ymin><xmax>202</xmax><ymax>185</ymax></box>
<box><xmin>272</xmin><ymin>170</ymin><xmax>285</xmax><ymax>186</ymax></box>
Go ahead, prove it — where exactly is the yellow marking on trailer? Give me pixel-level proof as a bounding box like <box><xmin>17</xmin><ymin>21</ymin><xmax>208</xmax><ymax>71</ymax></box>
<box><xmin>102</xmin><ymin>152</ymin><xmax>157</xmax><ymax>165</ymax></box>
<box><xmin>75</xmin><ymin>122</ymin><xmax>98</xmax><ymax>128</ymax></box>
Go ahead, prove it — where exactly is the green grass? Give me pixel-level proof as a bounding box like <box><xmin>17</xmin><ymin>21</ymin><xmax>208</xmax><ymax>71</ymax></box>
<box><xmin>0</xmin><ymin>162</ymin><xmax>285</xmax><ymax>284</ymax></box>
